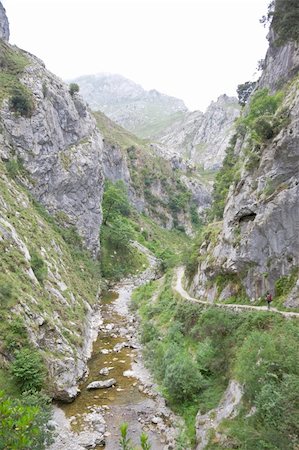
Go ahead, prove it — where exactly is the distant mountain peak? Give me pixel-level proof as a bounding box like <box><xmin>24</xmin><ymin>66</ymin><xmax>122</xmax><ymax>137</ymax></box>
<box><xmin>69</xmin><ymin>72</ymin><xmax>188</xmax><ymax>138</ymax></box>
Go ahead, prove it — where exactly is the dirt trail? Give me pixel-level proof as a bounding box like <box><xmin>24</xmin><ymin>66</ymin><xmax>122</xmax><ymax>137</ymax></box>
<box><xmin>174</xmin><ymin>267</ymin><xmax>299</xmax><ymax>318</ymax></box>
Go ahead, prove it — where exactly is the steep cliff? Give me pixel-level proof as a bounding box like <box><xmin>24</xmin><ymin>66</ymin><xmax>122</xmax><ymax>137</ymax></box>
<box><xmin>0</xmin><ymin>40</ymin><xmax>104</xmax><ymax>256</ymax></box>
<box><xmin>0</xmin><ymin>156</ymin><xmax>102</xmax><ymax>401</ymax></box>
<box><xmin>70</xmin><ymin>73</ymin><xmax>187</xmax><ymax>139</ymax></box>
<box><xmin>0</xmin><ymin>1</ymin><xmax>9</xmax><ymax>41</ymax></box>
<box><xmin>158</xmin><ymin>95</ymin><xmax>241</xmax><ymax>170</ymax></box>
<box><xmin>189</xmin><ymin>19</ymin><xmax>299</xmax><ymax>308</ymax></box>
<box><xmin>0</xmin><ymin>20</ymin><xmax>106</xmax><ymax>400</ymax></box>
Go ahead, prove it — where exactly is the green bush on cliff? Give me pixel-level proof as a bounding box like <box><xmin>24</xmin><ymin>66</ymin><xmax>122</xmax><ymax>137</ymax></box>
<box><xmin>30</xmin><ymin>250</ymin><xmax>48</xmax><ymax>284</ymax></box>
<box><xmin>11</xmin><ymin>348</ymin><xmax>46</xmax><ymax>392</ymax></box>
<box><xmin>9</xmin><ymin>85</ymin><xmax>34</xmax><ymax>117</ymax></box>
<box><xmin>262</xmin><ymin>0</ymin><xmax>299</xmax><ymax>46</ymax></box>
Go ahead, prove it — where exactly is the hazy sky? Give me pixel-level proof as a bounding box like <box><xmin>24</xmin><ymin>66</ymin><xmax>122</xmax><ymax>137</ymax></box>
<box><xmin>2</xmin><ymin>0</ymin><xmax>270</xmax><ymax>111</ymax></box>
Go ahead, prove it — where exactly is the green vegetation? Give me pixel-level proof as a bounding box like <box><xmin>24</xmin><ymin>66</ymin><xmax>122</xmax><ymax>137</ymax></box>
<box><xmin>94</xmin><ymin>110</ymin><xmax>206</xmax><ymax>230</ymax></box>
<box><xmin>9</xmin><ymin>85</ymin><xmax>34</xmax><ymax>117</ymax></box>
<box><xmin>100</xmin><ymin>180</ymin><xmax>148</xmax><ymax>280</ymax></box>
<box><xmin>119</xmin><ymin>422</ymin><xmax>151</xmax><ymax>450</ymax></box>
<box><xmin>237</xmin><ymin>88</ymin><xmax>285</xmax><ymax>143</ymax></box>
<box><xmin>11</xmin><ymin>348</ymin><xmax>46</xmax><ymax>393</ymax></box>
<box><xmin>69</xmin><ymin>82</ymin><xmax>80</xmax><ymax>96</ymax></box>
<box><xmin>132</xmin><ymin>274</ymin><xmax>299</xmax><ymax>448</ymax></box>
<box><xmin>100</xmin><ymin>180</ymin><xmax>190</xmax><ymax>279</ymax></box>
<box><xmin>30</xmin><ymin>250</ymin><xmax>48</xmax><ymax>283</ymax></box>
<box><xmin>0</xmin><ymin>390</ymin><xmax>53</xmax><ymax>450</ymax></box>
<box><xmin>0</xmin><ymin>40</ymin><xmax>34</xmax><ymax>113</ymax></box>
<box><xmin>261</xmin><ymin>0</ymin><xmax>299</xmax><ymax>46</ymax></box>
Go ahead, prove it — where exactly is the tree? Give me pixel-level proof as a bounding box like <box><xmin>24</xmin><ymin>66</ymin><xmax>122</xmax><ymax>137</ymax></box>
<box><xmin>237</xmin><ymin>81</ymin><xmax>256</xmax><ymax>106</ymax></box>
<box><xmin>102</xmin><ymin>181</ymin><xmax>130</xmax><ymax>225</ymax></box>
<box><xmin>69</xmin><ymin>83</ymin><xmax>80</xmax><ymax>96</ymax></box>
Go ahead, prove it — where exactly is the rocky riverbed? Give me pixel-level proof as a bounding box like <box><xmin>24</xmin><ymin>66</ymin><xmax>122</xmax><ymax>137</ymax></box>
<box><xmin>48</xmin><ymin>244</ymin><xmax>182</xmax><ymax>449</ymax></box>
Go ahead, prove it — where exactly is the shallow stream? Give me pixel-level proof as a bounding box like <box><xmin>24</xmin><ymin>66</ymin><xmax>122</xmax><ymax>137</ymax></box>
<box><xmin>58</xmin><ymin>287</ymin><xmax>173</xmax><ymax>449</ymax></box>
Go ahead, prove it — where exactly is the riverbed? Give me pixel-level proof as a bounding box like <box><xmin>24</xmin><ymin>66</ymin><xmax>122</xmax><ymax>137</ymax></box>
<box><xmin>48</xmin><ymin>247</ymin><xmax>180</xmax><ymax>450</ymax></box>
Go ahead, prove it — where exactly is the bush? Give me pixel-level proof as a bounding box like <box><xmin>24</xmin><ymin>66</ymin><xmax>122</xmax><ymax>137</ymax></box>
<box><xmin>164</xmin><ymin>352</ymin><xmax>206</xmax><ymax>403</ymax></box>
<box><xmin>30</xmin><ymin>250</ymin><xmax>48</xmax><ymax>283</ymax></box>
<box><xmin>11</xmin><ymin>348</ymin><xmax>46</xmax><ymax>392</ymax></box>
<box><xmin>69</xmin><ymin>82</ymin><xmax>79</xmax><ymax>96</ymax></box>
<box><xmin>9</xmin><ymin>85</ymin><xmax>34</xmax><ymax>117</ymax></box>
<box><xmin>0</xmin><ymin>390</ymin><xmax>53</xmax><ymax>449</ymax></box>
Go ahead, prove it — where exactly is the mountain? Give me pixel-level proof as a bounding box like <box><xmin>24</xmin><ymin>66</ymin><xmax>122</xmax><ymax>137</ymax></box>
<box><xmin>157</xmin><ymin>94</ymin><xmax>241</xmax><ymax>170</ymax></box>
<box><xmin>69</xmin><ymin>73</ymin><xmax>187</xmax><ymax>138</ymax></box>
<box><xmin>188</xmin><ymin>11</ymin><xmax>299</xmax><ymax>309</ymax></box>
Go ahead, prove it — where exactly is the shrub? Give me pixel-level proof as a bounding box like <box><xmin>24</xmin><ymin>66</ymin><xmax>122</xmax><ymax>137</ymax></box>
<box><xmin>0</xmin><ymin>390</ymin><xmax>53</xmax><ymax>449</ymax></box>
<box><xmin>9</xmin><ymin>85</ymin><xmax>34</xmax><ymax>117</ymax></box>
<box><xmin>30</xmin><ymin>250</ymin><xmax>48</xmax><ymax>283</ymax></box>
<box><xmin>11</xmin><ymin>348</ymin><xmax>46</xmax><ymax>392</ymax></box>
<box><xmin>164</xmin><ymin>352</ymin><xmax>206</xmax><ymax>403</ymax></box>
<box><xmin>69</xmin><ymin>82</ymin><xmax>80</xmax><ymax>96</ymax></box>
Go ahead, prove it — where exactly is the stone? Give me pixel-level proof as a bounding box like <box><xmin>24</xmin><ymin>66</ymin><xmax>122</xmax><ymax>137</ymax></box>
<box><xmin>99</xmin><ymin>367</ymin><xmax>110</xmax><ymax>376</ymax></box>
<box><xmin>86</xmin><ymin>379</ymin><xmax>116</xmax><ymax>390</ymax></box>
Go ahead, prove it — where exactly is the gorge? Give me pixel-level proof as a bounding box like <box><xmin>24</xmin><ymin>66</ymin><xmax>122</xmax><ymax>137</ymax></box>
<box><xmin>0</xmin><ymin>1</ymin><xmax>298</xmax><ymax>449</ymax></box>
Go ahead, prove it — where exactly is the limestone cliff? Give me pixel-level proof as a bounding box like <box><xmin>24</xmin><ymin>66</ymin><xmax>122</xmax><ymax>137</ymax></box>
<box><xmin>0</xmin><ymin>1</ymin><xmax>9</xmax><ymax>41</ymax></box>
<box><xmin>189</xmin><ymin>22</ymin><xmax>299</xmax><ymax>307</ymax></box>
<box><xmin>158</xmin><ymin>95</ymin><xmax>241</xmax><ymax>170</ymax></box>
<box><xmin>0</xmin><ymin>41</ymin><xmax>104</xmax><ymax>256</ymax></box>
<box><xmin>0</xmin><ymin>34</ymin><xmax>105</xmax><ymax>399</ymax></box>
<box><xmin>0</xmin><ymin>155</ymin><xmax>102</xmax><ymax>401</ymax></box>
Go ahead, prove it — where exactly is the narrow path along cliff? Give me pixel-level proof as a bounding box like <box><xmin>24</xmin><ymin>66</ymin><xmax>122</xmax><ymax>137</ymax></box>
<box><xmin>174</xmin><ymin>267</ymin><xmax>299</xmax><ymax>319</ymax></box>
<box><xmin>48</xmin><ymin>243</ymin><xmax>181</xmax><ymax>450</ymax></box>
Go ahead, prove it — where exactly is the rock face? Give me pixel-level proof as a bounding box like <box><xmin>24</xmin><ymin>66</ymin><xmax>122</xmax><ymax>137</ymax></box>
<box><xmin>0</xmin><ymin>1</ymin><xmax>9</xmax><ymax>41</ymax></box>
<box><xmin>94</xmin><ymin>111</ymin><xmax>211</xmax><ymax>233</ymax></box>
<box><xmin>189</xmin><ymin>25</ymin><xmax>299</xmax><ymax>306</ymax></box>
<box><xmin>259</xmin><ymin>28</ymin><xmax>299</xmax><ymax>91</ymax></box>
<box><xmin>159</xmin><ymin>95</ymin><xmax>241</xmax><ymax>170</ymax></box>
<box><xmin>0</xmin><ymin>46</ymin><xmax>104</xmax><ymax>256</ymax></box>
<box><xmin>0</xmin><ymin>40</ymin><xmax>105</xmax><ymax>399</ymax></box>
<box><xmin>70</xmin><ymin>73</ymin><xmax>187</xmax><ymax>138</ymax></box>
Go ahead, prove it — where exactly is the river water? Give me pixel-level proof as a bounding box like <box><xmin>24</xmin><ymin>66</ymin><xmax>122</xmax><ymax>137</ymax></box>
<box><xmin>49</xmin><ymin>252</ymin><xmax>180</xmax><ymax>450</ymax></box>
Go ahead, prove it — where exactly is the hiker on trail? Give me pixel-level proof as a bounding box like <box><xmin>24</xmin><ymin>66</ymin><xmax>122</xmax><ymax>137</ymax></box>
<box><xmin>266</xmin><ymin>291</ymin><xmax>273</xmax><ymax>310</ymax></box>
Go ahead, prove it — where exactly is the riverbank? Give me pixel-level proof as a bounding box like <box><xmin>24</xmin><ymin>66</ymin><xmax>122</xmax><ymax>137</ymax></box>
<box><xmin>48</xmin><ymin>244</ymin><xmax>181</xmax><ymax>450</ymax></box>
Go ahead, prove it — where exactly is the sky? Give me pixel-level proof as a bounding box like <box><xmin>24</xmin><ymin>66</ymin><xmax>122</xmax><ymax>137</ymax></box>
<box><xmin>2</xmin><ymin>0</ymin><xmax>270</xmax><ymax>111</ymax></box>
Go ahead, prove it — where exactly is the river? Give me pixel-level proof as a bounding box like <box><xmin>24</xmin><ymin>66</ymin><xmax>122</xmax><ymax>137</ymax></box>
<box><xmin>48</xmin><ymin>245</ymin><xmax>180</xmax><ymax>450</ymax></box>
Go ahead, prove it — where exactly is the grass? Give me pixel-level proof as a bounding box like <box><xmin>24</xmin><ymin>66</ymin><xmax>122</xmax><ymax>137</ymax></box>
<box><xmin>0</xmin><ymin>40</ymin><xmax>30</xmax><ymax>104</ymax></box>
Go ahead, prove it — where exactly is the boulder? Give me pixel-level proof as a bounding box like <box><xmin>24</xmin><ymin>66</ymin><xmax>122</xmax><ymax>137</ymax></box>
<box><xmin>86</xmin><ymin>379</ymin><xmax>116</xmax><ymax>390</ymax></box>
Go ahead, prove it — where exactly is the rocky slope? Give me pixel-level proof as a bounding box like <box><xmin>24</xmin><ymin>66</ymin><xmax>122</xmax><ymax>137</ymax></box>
<box><xmin>0</xmin><ymin>156</ymin><xmax>103</xmax><ymax>401</ymax></box>
<box><xmin>0</xmin><ymin>39</ymin><xmax>104</xmax><ymax>256</ymax></box>
<box><xmin>70</xmin><ymin>73</ymin><xmax>187</xmax><ymax>139</ymax></box>
<box><xmin>189</xmin><ymin>22</ymin><xmax>299</xmax><ymax>307</ymax></box>
<box><xmin>95</xmin><ymin>110</ymin><xmax>211</xmax><ymax>234</ymax></box>
<box><xmin>158</xmin><ymin>95</ymin><xmax>241</xmax><ymax>170</ymax></box>
<box><xmin>0</xmin><ymin>6</ymin><xmax>105</xmax><ymax>400</ymax></box>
